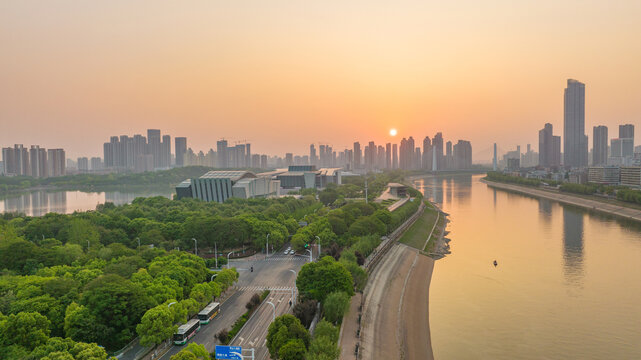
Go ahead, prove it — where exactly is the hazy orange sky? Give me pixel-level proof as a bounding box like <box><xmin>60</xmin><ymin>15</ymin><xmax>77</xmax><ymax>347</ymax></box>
<box><xmin>1</xmin><ymin>1</ymin><xmax>640</xmax><ymax>161</ymax></box>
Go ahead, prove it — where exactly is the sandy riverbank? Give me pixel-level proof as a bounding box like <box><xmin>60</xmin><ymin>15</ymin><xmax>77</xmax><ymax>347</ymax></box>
<box><xmin>482</xmin><ymin>179</ymin><xmax>641</xmax><ymax>222</ymax></box>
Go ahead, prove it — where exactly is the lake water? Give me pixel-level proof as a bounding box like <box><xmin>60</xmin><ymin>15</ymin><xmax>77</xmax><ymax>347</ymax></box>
<box><xmin>413</xmin><ymin>174</ymin><xmax>641</xmax><ymax>359</ymax></box>
<box><xmin>0</xmin><ymin>188</ymin><xmax>174</xmax><ymax>216</ymax></box>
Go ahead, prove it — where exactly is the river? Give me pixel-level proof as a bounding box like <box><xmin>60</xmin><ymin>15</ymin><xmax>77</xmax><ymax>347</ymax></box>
<box><xmin>413</xmin><ymin>174</ymin><xmax>641</xmax><ymax>359</ymax></box>
<box><xmin>0</xmin><ymin>188</ymin><xmax>174</xmax><ymax>216</ymax></box>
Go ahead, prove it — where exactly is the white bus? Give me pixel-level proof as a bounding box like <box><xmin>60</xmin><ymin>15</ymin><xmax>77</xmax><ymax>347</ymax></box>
<box><xmin>173</xmin><ymin>319</ymin><xmax>201</xmax><ymax>345</ymax></box>
<box><xmin>197</xmin><ymin>302</ymin><xmax>220</xmax><ymax>324</ymax></box>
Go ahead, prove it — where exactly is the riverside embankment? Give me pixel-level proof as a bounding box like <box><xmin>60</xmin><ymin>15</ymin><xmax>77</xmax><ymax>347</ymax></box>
<box><xmin>482</xmin><ymin>179</ymin><xmax>641</xmax><ymax>222</ymax></box>
<box><xmin>340</xmin><ymin>196</ymin><xmax>446</xmax><ymax>360</ymax></box>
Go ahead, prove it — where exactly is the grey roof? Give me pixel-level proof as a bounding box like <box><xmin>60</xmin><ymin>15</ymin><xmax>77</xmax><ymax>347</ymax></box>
<box><xmin>199</xmin><ymin>171</ymin><xmax>256</xmax><ymax>181</ymax></box>
<box><xmin>176</xmin><ymin>179</ymin><xmax>192</xmax><ymax>188</ymax></box>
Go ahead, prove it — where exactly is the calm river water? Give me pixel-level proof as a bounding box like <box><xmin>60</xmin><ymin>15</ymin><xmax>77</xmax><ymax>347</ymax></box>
<box><xmin>413</xmin><ymin>174</ymin><xmax>641</xmax><ymax>359</ymax></box>
<box><xmin>0</xmin><ymin>188</ymin><xmax>174</xmax><ymax>216</ymax></box>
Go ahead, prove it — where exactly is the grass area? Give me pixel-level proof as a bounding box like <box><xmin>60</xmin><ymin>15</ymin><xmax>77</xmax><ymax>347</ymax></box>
<box><xmin>398</xmin><ymin>201</ymin><xmax>439</xmax><ymax>250</ymax></box>
<box><xmin>424</xmin><ymin>215</ymin><xmax>445</xmax><ymax>252</ymax></box>
<box><xmin>380</xmin><ymin>199</ymin><xmax>396</xmax><ymax>206</ymax></box>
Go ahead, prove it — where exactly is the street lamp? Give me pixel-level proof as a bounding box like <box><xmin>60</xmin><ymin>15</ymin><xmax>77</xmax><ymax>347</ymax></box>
<box><xmin>266</xmin><ymin>301</ymin><xmax>276</xmax><ymax>322</ymax></box>
<box><xmin>87</xmin><ymin>240</ymin><xmax>90</xmax><ymax>250</ymax></box>
<box><xmin>167</xmin><ymin>301</ymin><xmax>176</xmax><ymax>308</ymax></box>
<box><xmin>227</xmin><ymin>251</ymin><xmax>235</xmax><ymax>269</ymax></box>
<box><xmin>306</xmin><ymin>249</ymin><xmax>312</xmax><ymax>263</ymax></box>
<box><xmin>211</xmin><ymin>274</ymin><xmax>217</xmax><ymax>282</ymax></box>
<box><xmin>266</xmin><ymin>233</ymin><xmax>270</xmax><ymax>257</ymax></box>
<box><xmin>288</xmin><ymin>269</ymin><xmax>297</xmax><ymax>305</ymax></box>
<box><xmin>192</xmin><ymin>238</ymin><xmax>198</xmax><ymax>256</ymax></box>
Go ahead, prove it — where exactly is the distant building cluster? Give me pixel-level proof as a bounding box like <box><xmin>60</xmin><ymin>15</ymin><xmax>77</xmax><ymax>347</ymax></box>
<box><xmin>1</xmin><ymin>145</ymin><xmax>65</xmax><ymax>178</ymax></box>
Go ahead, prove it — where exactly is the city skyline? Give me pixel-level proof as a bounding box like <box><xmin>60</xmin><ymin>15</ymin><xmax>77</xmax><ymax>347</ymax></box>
<box><xmin>2</xmin><ymin>2</ymin><xmax>641</xmax><ymax>160</ymax></box>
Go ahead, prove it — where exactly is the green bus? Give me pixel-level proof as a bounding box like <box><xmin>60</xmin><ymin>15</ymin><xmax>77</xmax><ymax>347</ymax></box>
<box><xmin>173</xmin><ymin>319</ymin><xmax>200</xmax><ymax>345</ymax></box>
<box><xmin>198</xmin><ymin>302</ymin><xmax>220</xmax><ymax>324</ymax></box>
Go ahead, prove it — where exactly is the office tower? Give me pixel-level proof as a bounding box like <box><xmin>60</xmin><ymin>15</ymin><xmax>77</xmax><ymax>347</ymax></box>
<box><xmin>592</xmin><ymin>126</ymin><xmax>608</xmax><ymax>166</ymax></box>
<box><xmin>175</xmin><ymin>137</ymin><xmax>187</xmax><ymax>167</ymax></box>
<box><xmin>539</xmin><ymin>123</ymin><xmax>561</xmax><ymax>168</ymax></box>
<box><xmin>90</xmin><ymin>157</ymin><xmax>102</xmax><ymax>171</ymax></box>
<box><xmin>432</xmin><ymin>133</ymin><xmax>444</xmax><ymax>170</ymax></box>
<box><xmin>161</xmin><ymin>135</ymin><xmax>171</xmax><ymax>168</ymax></box>
<box><xmin>260</xmin><ymin>154</ymin><xmax>268</xmax><ymax>169</ymax></box>
<box><xmin>399</xmin><ymin>138</ymin><xmax>408</xmax><ymax>169</ymax></box>
<box><xmin>392</xmin><ymin>144</ymin><xmax>398</xmax><ymax>169</ymax></box>
<box><xmin>619</xmin><ymin>124</ymin><xmax>634</xmax><ymax>157</ymax></box>
<box><xmin>385</xmin><ymin>143</ymin><xmax>392</xmax><ymax>169</ymax></box>
<box><xmin>563</xmin><ymin>79</ymin><xmax>588</xmax><ymax>167</ymax></box>
<box><xmin>453</xmin><ymin>140</ymin><xmax>473</xmax><ymax>169</ymax></box>
<box><xmin>47</xmin><ymin>149</ymin><xmax>65</xmax><ymax>177</ymax></box>
<box><xmin>407</xmin><ymin>137</ymin><xmax>416</xmax><ymax>169</ymax></box>
<box><xmin>611</xmin><ymin>138</ymin><xmax>623</xmax><ymax>157</ymax></box>
<box><xmin>77</xmin><ymin>157</ymin><xmax>89</xmax><ymax>172</ymax></box>
<box><xmin>422</xmin><ymin>136</ymin><xmax>432</xmax><ymax>170</ymax></box>
<box><xmin>146</xmin><ymin>129</ymin><xmax>161</xmax><ymax>168</ymax></box>
<box><xmin>310</xmin><ymin>144</ymin><xmax>317</xmax><ymax>166</ymax></box>
<box><xmin>216</xmin><ymin>140</ymin><xmax>228</xmax><ymax>168</ymax></box>
<box><xmin>353</xmin><ymin>142</ymin><xmax>362</xmax><ymax>169</ymax></box>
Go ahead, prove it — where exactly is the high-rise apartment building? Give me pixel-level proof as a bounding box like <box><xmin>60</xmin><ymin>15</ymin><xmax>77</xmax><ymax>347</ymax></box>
<box><xmin>432</xmin><ymin>133</ymin><xmax>444</xmax><ymax>171</ymax></box>
<box><xmin>77</xmin><ymin>157</ymin><xmax>89</xmax><ymax>172</ymax></box>
<box><xmin>392</xmin><ymin>144</ymin><xmax>398</xmax><ymax>169</ymax></box>
<box><xmin>30</xmin><ymin>145</ymin><xmax>47</xmax><ymax>178</ymax></box>
<box><xmin>453</xmin><ymin>140</ymin><xmax>473</xmax><ymax>169</ymax></box>
<box><xmin>47</xmin><ymin>149</ymin><xmax>66</xmax><ymax>177</ymax></box>
<box><xmin>592</xmin><ymin>126</ymin><xmax>608</xmax><ymax>166</ymax></box>
<box><xmin>422</xmin><ymin>136</ymin><xmax>432</xmax><ymax>170</ymax></box>
<box><xmin>385</xmin><ymin>143</ymin><xmax>391</xmax><ymax>169</ymax></box>
<box><xmin>353</xmin><ymin>142</ymin><xmax>362</xmax><ymax>170</ymax></box>
<box><xmin>175</xmin><ymin>137</ymin><xmax>187</xmax><ymax>167</ymax></box>
<box><xmin>563</xmin><ymin>79</ymin><xmax>588</xmax><ymax>168</ymax></box>
<box><xmin>310</xmin><ymin>144</ymin><xmax>317</xmax><ymax>166</ymax></box>
<box><xmin>217</xmin><ymin>140</ymin><xmax>229</xmax><ymax>168</ymax></box>
<box><xmin>539</xmin><ymin>123</ymin><xmax>561</xmax><ymax>168</ymax></box>
<box><xmin>619</xmin><ymin>124</ymin><xmax>635</xmax><ymax>158</ymax></box>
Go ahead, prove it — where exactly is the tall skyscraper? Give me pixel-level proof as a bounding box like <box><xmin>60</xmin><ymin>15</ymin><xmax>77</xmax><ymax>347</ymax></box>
<box><xmin>619</xmin><ymin>124</ymin><xmax>634</xmax><ymax>139</ymax></box>
<box><xmin>175</xmin><ymin>137</ymin><xmax>187</xmax><ymax>167</ymax></box>
<box><xmin>216</xmin><ymin>140</ymin><xmax>228</xmax><ymax>168</ymax></box>
<box><xmin>392</xmin><ymin>144</ymin><xmax>398</xmax><ymax>169</ymax></box>
<box><xmin>619</xmin><ymin>124</ymin><xmax>634</xmax><ymax>157</ymax></box>
<box><xmin>147</xmin><ymin>129</ymin><xmax>161</xmax><ymax>169</ymax></box>
<box><xmin>453</xmin><ymin>140</ymin><xmax>472</xmax><ymax>169</ymax></box>
<box><xmin>310</xmin><ymin>144</ymin><xmax>317</xmax><ymax>166</ymax></box>
<box><xmin>385</xmin><ymin>143</ymin><xmax>391</xmax><ymax>169</ymax></box>
<box><xmin>563</xmin><ymin>79</ymin><xmax>588</xmax><ymax>168</ymax></box>
<box><xmin>539</xmin><ymin>123</ymin><xmax>561</xmax><ymax>168</ymax></box>
<box><xmin>592</xmin><ymin>126</ymin><xmax>608</xmax><ymax>166</ymax></box>
<box><xmin>493</xmin><ymin>143</ymin><xmax>497</xmax><ymax>171</ymax></box>
<box><xmin>422</xmin><ymin>136</ymin><xmax>432</xmax><ymax>170</ymax></box>
<box><xmin>353</xmin><ymin>142</ymin><xmax>361</xmax><ymax>169</ymax></box>
<box><xmin>47</xmin><ymin>149</ymin><xmax>66</xmax><ymax>177</ymax></box>
<box><xmin>432</xmin><ymin>133</ymin><xmax>444</xmax><ymax>170</ymax></box>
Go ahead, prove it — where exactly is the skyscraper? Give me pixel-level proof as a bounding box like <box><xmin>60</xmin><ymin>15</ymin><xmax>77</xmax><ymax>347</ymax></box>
<box><xmin>353</xmin><ymin>142</ymin><xmax>361</xmax><ymax>169</ymax></box>
<box><xmin>592</xmin><ymin>126</ymin><xmax>608</xmax><ymax>166</ymax></box>
<box><xmin>216</xmin><ymin>140</ymin><xmax>228</xmax><ymax>168</ymax></box>
<box><xmin>385</xmin><ymin>143</ymin><xmax>391</xmax><ymax>169</ymax></box>
<box><xmin>310</xmin><ymin>144</ymin><xmax>317</xmax><ymax>166</ymax></box>
<box><xmin>619</xmin><ymin>124</ymin><xmax>634</xmax><ymax>158</ymax></box>
<box><xmin>175</xmin><ymin>137</ymin><xmax>187</xmax><ymax>167</ymax></box>
<box><xmin>422</xmin><ymin>136</ymin><xmax>432</xmax><ymax>170</ymax></box>
<box><xmin>392</xmin><ymin>144</ymin><xmax>398</xmax><ymax>169</ymax></box>
<box><xmin>147</xmin><ymin>129</ymin><xmax>161</xmax><ymax>169</ymax></box>
<box><xmin>539</xmin><ymin>123</ymin><xmax>561</xmax><ymax>168</ymax></box>
<box><xmin>432</xmin><ymin>133</ymin><xmax>444</xmax><ymax>170</ymax></box>
<box><xmin>453</xmin><ymin>140</ymin><xmax>472</xmax><ymax>169</ymax></box>
<box><xmin>563</xmin><ymin>79</ymin><xmax>588</xmax><ymax>167</ymax></box>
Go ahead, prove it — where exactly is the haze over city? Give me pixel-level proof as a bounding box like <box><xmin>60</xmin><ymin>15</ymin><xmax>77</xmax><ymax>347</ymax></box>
<box><xmin>2</xmin><ymin>1</ymin><xmax>641</xmax><ymax>159</ymax></box>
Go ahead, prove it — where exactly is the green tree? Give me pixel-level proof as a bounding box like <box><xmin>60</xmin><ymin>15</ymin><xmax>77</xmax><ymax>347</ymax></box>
<box><xmin>313</xmin><ymin>320</ymin><xmax>339</xmax><ymax>343</ymax></box>
<box><xmin>266</xmin><ymin>315</ymin><xmax>310</xmax><ymax>359</ymax></box>
<box><xmin>296</xmin><ymin>257</ymin><xmax>353</xmax><ymax>302</ymax></box>
<box><xmin>278</xmin><ymin>339</ymin><xmax>306</xmax><ymax>360</ymax></box>
<box><xmin>63</xmin><ymin>302</ymin><xmax>107</xmax><ymax>345</ymax></box>
<box><xmin>307</xmin><ymin>336</ymin><xmax>340</xmax><ymax>360</ymax></box>
<box><xmin>322</xmin><ymin>292</ymin><xmax>350</xmax><ymax>325</ymax></box>
<box><xmin>136</xmin><ymin>305</ymin><xmax>177</xmax><ymax>346</ymax></box>
<box><xmin>3</xmin><ymin>312</ymin><xmax>50</xmax><ymax>350</ymax></box>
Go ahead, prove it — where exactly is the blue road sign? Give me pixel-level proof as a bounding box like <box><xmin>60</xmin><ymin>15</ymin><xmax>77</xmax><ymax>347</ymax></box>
<box><xmin>215</xmin><ymin>345</ymin><xmax>242</xmax><ymax>360</ymax></box>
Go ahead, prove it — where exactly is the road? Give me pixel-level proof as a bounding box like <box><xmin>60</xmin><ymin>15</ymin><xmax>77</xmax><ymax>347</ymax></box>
<box><xmin>352</xmin><ymin>243</ymin><xmax>434</xmax><ymax>360</ymax></box>
<box><xmin>157</xmin><ymin>250</ymin><xmax>306</xmax><ymax>360</ymax></box>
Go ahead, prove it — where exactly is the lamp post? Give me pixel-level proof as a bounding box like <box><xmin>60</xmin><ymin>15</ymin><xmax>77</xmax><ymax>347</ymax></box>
<box><xmin>315</xmin><ymin>235</ymin><xmax>321</xmax><ymax>258</ymax></box>
<box><xmin>214</xmin><ymin>242</ymin><xmax>218</xmax><ymax>269</ymax></box>
<box><xmin>192</xmin><ymin>238</ymin><xmax>198</xmax><ymax>256</ymax></box>
<box><xmin>306</xmin><ymin>249</ymin><xmax>312</xmax><ymax>263</ymax></box>
<box><xmin>87</xmin><ymin>240</ymin><xmax>90</xmax><ymax>250</ymax></box>
<box><xmin>266</xmin><ymin>301</ymin><xmax>276</xmax><ymax>322</ymax></box>
<box><xmin>211</xmin><ymin>274</ymin><xmax>217</xmax><ymax>282</ymax></box>
<box><xmin>167</xmin><ymin>301</ymin><xmax>176</xmax><ymax>308</ymax></box>
<box><xmin>227</xmin><ymin>251</ymin><xmax>235</xmax><ymax>269</ymax></box>
<box><xmin>266</xmin><ymin>233</ymin><xmax>270</xmax><ymax>257</ymax></box>
<box><xmin>289</xmin><ymin>269</ymin><xmax>297</xmax><ymax>305</ymax></box>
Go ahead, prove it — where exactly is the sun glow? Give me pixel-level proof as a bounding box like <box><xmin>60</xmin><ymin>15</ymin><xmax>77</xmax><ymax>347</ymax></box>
<box><xmin>390</xmin><ymin>128</ymin><xmax>397</xmax><ymax>136</ymax></box>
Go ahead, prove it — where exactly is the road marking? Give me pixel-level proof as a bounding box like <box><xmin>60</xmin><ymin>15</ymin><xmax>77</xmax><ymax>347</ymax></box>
<box><xmin>238</xmin><ymin>337</ymin><xmax>244</xmax><ymax>345</ymax></box>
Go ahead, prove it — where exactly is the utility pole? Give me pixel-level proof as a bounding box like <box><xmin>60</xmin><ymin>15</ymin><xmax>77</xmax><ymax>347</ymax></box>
<box><xmin>192</xmin><ymin>238</ymin><xmax>198</xmax><ymax>256</ymax></box>
<box><xmin>214</xmin><ymin>242</ymin><xmax>218</xmax><ymax>268</ymax></box>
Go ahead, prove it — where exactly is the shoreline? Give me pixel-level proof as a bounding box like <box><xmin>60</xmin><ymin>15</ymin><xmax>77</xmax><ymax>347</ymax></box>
<box><xmin>482</xmin><ymin>179</ymin><xmax>641</xmax><ymax>222</ymax></box>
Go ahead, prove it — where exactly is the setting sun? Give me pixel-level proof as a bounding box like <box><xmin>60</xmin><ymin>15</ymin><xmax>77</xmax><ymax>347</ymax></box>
<box><xmin>390</xmin><ymin>128</ymin><xmax>397</xmax><ymax>136</ymax></box>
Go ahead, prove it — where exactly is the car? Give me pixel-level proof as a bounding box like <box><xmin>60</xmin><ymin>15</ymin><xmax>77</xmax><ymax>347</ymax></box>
<box><xmin>283</xmin><ymin>250</ymin><xmax>289</xmax><ymax>255</ymax></box>
<box><xmin>289</xmin><ymin>250</ymin><xmax>295</xmax><ymax>255</ymax></box>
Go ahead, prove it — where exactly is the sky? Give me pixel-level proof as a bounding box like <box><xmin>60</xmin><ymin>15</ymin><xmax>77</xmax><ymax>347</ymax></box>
<box><xmin>1</xmin><ymin>0</ymin><xmax>641</xmax><ymax>162</ymax></box>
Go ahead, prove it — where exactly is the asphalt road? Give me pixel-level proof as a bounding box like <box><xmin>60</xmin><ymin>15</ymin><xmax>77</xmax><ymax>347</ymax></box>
<box><xmin>158</xmin><ymin>249</ymin><xmax>306</xmax><ymax>360</ymax></box>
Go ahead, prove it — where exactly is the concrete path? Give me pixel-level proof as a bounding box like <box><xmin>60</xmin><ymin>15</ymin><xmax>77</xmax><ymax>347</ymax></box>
<box><xmin>483</xmin><ymin>179</ymin><xmax>641</xmax><ymax>222</ymax></box>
